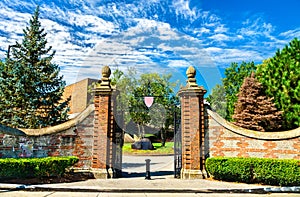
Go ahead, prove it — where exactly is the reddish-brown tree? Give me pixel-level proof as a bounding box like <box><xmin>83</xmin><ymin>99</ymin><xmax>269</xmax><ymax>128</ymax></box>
<box><xmin>233</xmin><ymin>73</ymin><xmax>282</xmax><ymax>132</ymax></box>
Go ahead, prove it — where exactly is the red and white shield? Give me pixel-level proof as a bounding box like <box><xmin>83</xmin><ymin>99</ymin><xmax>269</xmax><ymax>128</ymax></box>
<box><xmin>144</xmin><ymin>96</ymin><xmax>154</xmax><ymax>108</ymax></box>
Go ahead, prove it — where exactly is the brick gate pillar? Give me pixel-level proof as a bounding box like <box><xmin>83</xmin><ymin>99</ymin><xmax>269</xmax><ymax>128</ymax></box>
<box><xmin>178</xmin><ymin>66</ymin><xmax>207</xmax><ymax>179</ymax></box>
<box><xmin>91</xmin><ymin>66</ymin><xmax>116</xmax><ymax>178</ymax></box>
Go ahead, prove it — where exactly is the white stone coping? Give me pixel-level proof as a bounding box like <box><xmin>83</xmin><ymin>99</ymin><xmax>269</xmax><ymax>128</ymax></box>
<box><xmin>20</xmin><ymin>105</ymin><xmax>94</xmax><ymax>136</ymax></box>
<box><xmin>207</xmin><ymin>109</ymin><xmax>300</xmax><ymax>140</ymax></box>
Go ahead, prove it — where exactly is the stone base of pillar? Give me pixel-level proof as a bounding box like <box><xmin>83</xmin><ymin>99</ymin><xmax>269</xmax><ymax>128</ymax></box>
<box><xmin>90</xmin><ymin>168</ymin><xmax>113</xmax><ymax>179</ymax></box>
<box><xmin>181</xmin><ymin>169</ymin><xmax>208</xmax><ymax>179</ymax></box>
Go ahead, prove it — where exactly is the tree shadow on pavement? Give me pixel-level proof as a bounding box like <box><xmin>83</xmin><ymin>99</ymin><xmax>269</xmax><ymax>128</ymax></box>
<box><xmin>121</xmin><ymin>171</ymin><xmax>174</xmax><ymax>178</ymax></box>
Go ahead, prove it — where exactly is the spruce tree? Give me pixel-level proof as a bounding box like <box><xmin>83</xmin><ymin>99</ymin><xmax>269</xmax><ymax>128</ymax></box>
<box><xmin>233</xmin><ymin>73</ymin><xmax>282</xmax><ymax>132</ymax></box>
<box><xmin>0</xmin><ymin>6</ymin><xmax>69</xmax><ymax>128</ymax></box>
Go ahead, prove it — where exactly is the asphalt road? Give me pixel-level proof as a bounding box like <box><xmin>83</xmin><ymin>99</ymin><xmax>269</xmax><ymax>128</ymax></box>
<box><xmin>0</xmin><ymin>191</ymin><xmax>299</xmax><ymax>197</ymax></box>
<box><xmin>122</xmin><ymin>155</ymin><xmax>174</xmax><ymax>173</ymax></box>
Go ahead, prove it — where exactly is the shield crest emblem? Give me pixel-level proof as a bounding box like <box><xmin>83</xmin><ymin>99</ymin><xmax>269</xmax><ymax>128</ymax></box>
<box><xmin>144</xmin><ymin>96</ymin><xmax>154</xmax><ymax>108</ymax></box>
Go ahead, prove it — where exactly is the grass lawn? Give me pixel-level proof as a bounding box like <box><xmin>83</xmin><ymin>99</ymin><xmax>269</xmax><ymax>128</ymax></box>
<box><xmin>122</xmin><ymin>142</ymin><xmax>174</xmax><ymax>155</ymax></box>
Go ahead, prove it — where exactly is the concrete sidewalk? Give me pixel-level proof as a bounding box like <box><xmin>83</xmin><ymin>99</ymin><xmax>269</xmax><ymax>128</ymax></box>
<box><xmin>0</xmin><ymin>174</ymin><xmax>299</xmax><ymax>195</ymax></box>
<box><xmin>0</xmin><ymin>155</ymin><xmax>299</xmax><ymax>195</ymax></box>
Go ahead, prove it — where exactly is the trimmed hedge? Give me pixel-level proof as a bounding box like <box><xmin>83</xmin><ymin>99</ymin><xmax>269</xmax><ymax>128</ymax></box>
<box><xmin>0</xmin><ymin>156</ymin><xmax>79</xmax><ymax>179</ymax></box>
<box><xmin>206</xmin><ymin>157</ymin><xmax>300</xmax><ymax>186</ymax></box>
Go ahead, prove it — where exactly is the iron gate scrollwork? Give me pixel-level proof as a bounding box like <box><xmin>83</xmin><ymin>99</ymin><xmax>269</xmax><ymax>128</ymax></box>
<box><xmin>174</xmin><ymin>110</ymin><xmax>182</xmax><ymax>178</ymax></box>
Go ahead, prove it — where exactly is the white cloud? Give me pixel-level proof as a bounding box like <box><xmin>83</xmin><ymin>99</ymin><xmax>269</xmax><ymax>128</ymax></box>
<box><xmin>214</xmin><ymin>25</ymin><xmax>228</xmax><ymax>33</ymax></box>
<box><xmin>205</xmin><ymin>47</ymin><xmax>222</xmax><ymax>53</ymax></box>
<box><xmin>0</xmin><ymin>8</ymin><xmax>31</xmax><ymax>52</ymax></box>
<box><xmin>209</xmin><ymin>33</ymin><xmax>230</xmax><ymax>42</ymax></box>
<box><xmin>67</xmin><ymin>12</ymin><xmax>116</xmax><ymax>33</ymax></box>
<box><xmin>3</xmin><ymin>0</ymin><xmax>298</xmax><ymax>91</ymax></box>
<box><xmin>209</xmin><ymin>48</ymin><xmax>263</xmax><ymax>65</ymax></box>
<box><xmin>200</xmin><ymin>11</ymin><xmax>222</xmax><ymax>28</ymax></box>
<box><xmin>279</xmin><ymin>28</ymin><xmax>300</xmax><ymax>39</ymax></box>
<box><xmin>239</xmin><ymin>17</ymin><xmax>275</xmax><ymax>38</ymax></box>
<box><xmin>168</xmin><ymin>59</ymin><xmax>192</xmax><ymax>68</ymax></box>
<box><xmin>0</xmin><ymin>7</ymin><xmax>31</xmax><ymax>21</ymax></box>
<box><xmin>62</xmin><ymin>16</ymin><xmax>218</xmax><ymax>84</ymax></box>
<box><xmin>193</xmin><ymin>27</ymin><xmax>210</xmax><ymax>35</ymax></box>
<box><xmin>172</xmin><ymin>0</ymin><xmax>198</xmax><ymax>20</ymax></box>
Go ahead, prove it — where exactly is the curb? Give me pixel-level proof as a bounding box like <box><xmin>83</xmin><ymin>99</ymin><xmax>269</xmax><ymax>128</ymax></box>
<box><xmin>123</xmin><ymin>153</ymin><xmax>174</xmax><ymax>156</ymax></box>
<box><xmin>1</xmin><ymin>185</ymin><xmax>300</xmax><ymax>194</ymax></box>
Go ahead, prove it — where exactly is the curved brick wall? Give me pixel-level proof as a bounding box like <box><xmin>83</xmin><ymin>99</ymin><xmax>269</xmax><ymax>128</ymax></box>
<box><xmin>0</xmin><ymin>105</ymin><xmax>95</xmax><ymax>170</ymax></box>
<box><xmin>206</xmin><ymin>109</ymin><xmax>300</xmax><ymax>159</ymax></box>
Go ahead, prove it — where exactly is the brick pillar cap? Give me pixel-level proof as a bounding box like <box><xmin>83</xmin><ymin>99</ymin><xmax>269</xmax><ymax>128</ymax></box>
<box><xmin>186</xmin><ymin>66</ymin><xmax>196</xmax><ymax>78</ymax></box>
<box><xmin>93</xmin><ymin>66</ymin><xmax>112</xmax><ymax>92</ymax></box>
<box><xmin>178</xmin><ymin>66</ymin><xmax>207</xmax><ymax>96</ymax></box>
<box><xmin>102</xmin><ymin>65</ymin><xmax>111</xmax><ymax>79</ymax></box>
<box><xmin>186</xmin><ymin>66</ymin><xmax>197</xmax><ymax>87</ymax></box>
<box><xmin>178</xmin><ymin>87</ymin><xmax>207</xmax><ymax>97</ymax></box>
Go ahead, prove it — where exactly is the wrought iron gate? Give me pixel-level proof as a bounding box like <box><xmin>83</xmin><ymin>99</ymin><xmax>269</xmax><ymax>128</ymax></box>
<box><xmin>174</xmin><ymin>110</ymin><xmax>182</xmax><ymax>178</ymax></box>
<box><xmin>112</xmin><ymin>124</ymin><xmax>123</xmax><ymax>178</ymax></box>
<box><xmin>112</xmin><ymin>94</ymin><xmax>124</xmax><ymax>178</ymax></box>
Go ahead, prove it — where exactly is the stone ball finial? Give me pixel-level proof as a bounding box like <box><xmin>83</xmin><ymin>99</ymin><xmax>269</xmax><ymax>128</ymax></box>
<box><xmin>102</xmin><ymin>65</ymin><xmax>111</xmax><ymax>78</ymax></box>
<box><xmin>186</xmin><ymin>66</ymin><xmax>198</xmax><ymax>87</ymax></box>
<box><xmin>186</xmin><ymin>66</ymin><xmax>196</xmax><ymax>79</ymax></box>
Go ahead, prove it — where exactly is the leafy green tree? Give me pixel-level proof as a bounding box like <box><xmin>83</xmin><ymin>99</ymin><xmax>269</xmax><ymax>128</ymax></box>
<box><xmin>111</xmin><ymin>67</ymin><xmax>138</xmax><ymax>125</ymax></box>
<box><xmin>223</xmin><ymin>61</ymin><xmax>256</xmax><ymax>121</ymax></box>
<box><xmin>111</xmin><ymin>68</ymin><xmax>126</xmax><ymax>87</ymax></box>
<box><xmin>0</xmin><ymin>6</ymin><xmax>69</xmax><ymax>128</ymax></box>
<box><xmin>111</xmin><ymin>69</ymin><xmax>179</xmax><ymax>146</ymax></box>
<box><xmin>129</xmin><ymin>73</ymin><xmax>179</xmax><ymax>146</ymax></box>
<box><xmin>256</xmin><ymin>38</ymin><xmax>300</xmax><ymax>129</ymax></box>
<box><xmin>206</xmin><ymin>84</ymin><xmax>227</xmax><ymax>118</ymax></box>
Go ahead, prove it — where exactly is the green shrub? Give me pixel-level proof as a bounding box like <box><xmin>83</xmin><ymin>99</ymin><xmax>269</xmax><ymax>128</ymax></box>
<box><xmin>0</xmin><ymin>156</ymin><xmax>79</xmax><ymax>179</ymax></box>
<box><xmin>206</xmin><ymin>157</ymin><xmax>300</xmax><ymax>186</ymax></box>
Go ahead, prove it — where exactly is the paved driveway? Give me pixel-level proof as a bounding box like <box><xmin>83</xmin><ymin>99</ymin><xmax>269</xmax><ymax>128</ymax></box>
<box><xmin>122</xmin><ymin>155</ymin><xmax>174</xmax><ymax>177</ymax></box>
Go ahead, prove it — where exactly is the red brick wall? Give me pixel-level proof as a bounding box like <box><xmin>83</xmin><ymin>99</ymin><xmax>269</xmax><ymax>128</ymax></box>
<box><xmin>0</xmin><ymin>109</ymin><xmax>95</xmax><ymax>170</ymax></box>
<box><xmin>206</xmin><ymin>109</ymin><xmax>300</xmax><ymax>159</ymax></box>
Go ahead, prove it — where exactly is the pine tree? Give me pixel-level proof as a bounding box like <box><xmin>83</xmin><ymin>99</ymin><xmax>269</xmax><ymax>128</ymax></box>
<box><xmin>0</xmin><ymin>6</ymin><xmax>69</xmax><ymax>128</ymax></box>
<box><xmin>256</xmin><ymin>38</ymin><xmax>300</xmax><ymax>129</ymax></box>
<box><xmin>233</xmin><ymin>73</ymin><xmax>282</xmax><ymax>132</ymax></box>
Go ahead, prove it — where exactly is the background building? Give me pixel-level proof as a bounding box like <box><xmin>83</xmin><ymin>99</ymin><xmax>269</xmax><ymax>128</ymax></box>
<box><xmin>62</xmin><ymin>78</ymin><xmax>98</xmax><ymax>115</ymax></box>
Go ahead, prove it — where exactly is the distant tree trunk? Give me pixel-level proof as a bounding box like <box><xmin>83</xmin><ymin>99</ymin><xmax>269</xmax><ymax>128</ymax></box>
<box><xmin>137</xmin><ymin>124</ymin><xmax>142</xmax><ymax>138</ymax></box>
<box><xmin>161</xmin><ymin>127</ymin><xmax>166</xmax><ymax>147</ymax></box>
<box><xmin>142</xmin><ymin>125</ymin><xmax>145</xmax><ymax>138</ymax></box>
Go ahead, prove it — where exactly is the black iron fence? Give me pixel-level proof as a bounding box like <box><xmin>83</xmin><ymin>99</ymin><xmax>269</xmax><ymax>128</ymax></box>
<box><xmin>174</xmin><ymin>110</ymin><xmax>182</xmax><ymax>178</ymax></box>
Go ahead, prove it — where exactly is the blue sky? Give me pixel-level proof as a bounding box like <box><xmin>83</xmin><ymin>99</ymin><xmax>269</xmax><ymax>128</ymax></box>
<box><xmin>0</xmin><ymin>0</ymin><xmax>299</xmax><ymax>95</ymax></box>
<box><xmin>203</xmin><ymin>0</ymin><xmax>300</xmax><ymax>31</ymax></box>
<box><xmin>202</xmin><ymin>0</ymin><xmax>300</xmax><ymax>38</ymax></box>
